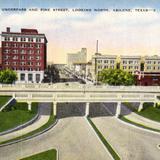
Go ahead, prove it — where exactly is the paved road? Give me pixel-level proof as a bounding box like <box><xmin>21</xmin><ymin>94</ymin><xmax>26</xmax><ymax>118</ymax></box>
<box><xmin>121</xmin><ymin>103</ymin><xmax>160</xmax><ymax>130</ymax></box>
<box><xmin>0</xmin><ymin>117</ymin><xmax>111</xmax><ymax>160</ymax></box>
<box><xmin>0</xmin><ymin>103</ymin><xmax>51</xmax><ymax>143</ymax></box>
<box><xmin>92</xmin><ymin>103</ymin><xmax>160</xmax><ymax>160</ymax></box>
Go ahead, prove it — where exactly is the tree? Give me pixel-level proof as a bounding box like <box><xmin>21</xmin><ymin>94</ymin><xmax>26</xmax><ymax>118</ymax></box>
<box><xmin>43</xmin><ymin>64</ymin><xmax>60</xmax><ymax>83</ymax></box>
<box><xmin>0</xmin><ymin>69</ymin><xmax>17</xmax><ymax>84</ymax></box>
<box><xmin>98</xmin><ymin>69</ymin><xmax>135</xmax><ymax>86</ymax></box>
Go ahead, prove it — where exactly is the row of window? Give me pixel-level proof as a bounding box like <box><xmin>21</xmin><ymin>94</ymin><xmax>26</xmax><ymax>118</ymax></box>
<box><xmin>6</xmin><ymin>67</ymin><xmax>41</xmax><ymax>71</ymax></box>
<box><xmin>4</xmin><ymin>61</ymin><xmax>41</xmax><ymax>66</ymax></box>
<box><xmin>20</xmin><ymin>73</ymin><xmax>41</xmax><ymax>82</ymax></box>
<box><xmin>146</xmin><ymin>60</ymin><xmax>160</xmax><ymax>64</ymax></box>
<box><xmin>97</xmin><ymin>60</ymin><xmax>115</xmax><ymax>64</ymax></box>
<box><xmin>145</xmin><ymin>66</ymin><xmax>160</xmax><ymax>70</ymax></box>
<box><xmin>122</xmin><ymin>66</ymin><xmax>139</xmax><ymax>69</ymax></box>
<box><xmin>4</xmin><ymin>55</ymin><xmax>41</xmax><ymax>60</ymax></box>
<box><xmin>122</xmin><ymin>60</ymin><xmax>139</xmax><ymax>64</ymax></box>
<box><xmin>98</xmin><ymin>65</ymin><xmax>115</xmax><ymax>69</ymax></box>
<box><xmin>4</xmin><ymin>43</ymin><xmax>42</xmax><ymax>48</ymax></box>
<box><xmin>96</xmin><ymin>59</ymin><xmax>160</xmax><ymax>65</ymax></box>
<box><xmin>3</xmin><ymin>49</ymin><xmax>41</xmax><ymax>54</ymax></box>
<box><xmin>4</xmin><ymin>36</ymin><xmax>42</xmax><ymax>43</ymax></box>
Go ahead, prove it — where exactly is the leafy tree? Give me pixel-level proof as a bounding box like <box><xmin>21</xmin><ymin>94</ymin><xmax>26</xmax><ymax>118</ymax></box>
<box><xmin>43</xmin><ymin>64</ymin><xmax>60</xmax><ymax>83</ymax></box>
<box><xmin>98</xmin><ymin>69</ymin><xmax>135</xmax><ymax>86</ymax></box>
<box><xmin>0</xmin><ymin>69</ymin><xmax>17</xmax><ymax>84</ymax></box>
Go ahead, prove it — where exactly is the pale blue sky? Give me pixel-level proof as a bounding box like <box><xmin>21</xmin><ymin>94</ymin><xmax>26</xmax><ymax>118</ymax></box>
<box><xmin>0</xmin><ymin>0</ymin><xmax>160</xmax><ymax>64</ymax></box>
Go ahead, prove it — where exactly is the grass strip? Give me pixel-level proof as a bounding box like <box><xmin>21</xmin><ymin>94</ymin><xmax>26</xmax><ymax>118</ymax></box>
<box><xmin>87</xmin><ymin>117</ymin><xmax>120</xmax><ymax>160</ymax></box>
<box><xmin>0</xmin><ymin>107</ymin><xmax>55</xmax><ymax>145</ymax></box>
<box><xmin>20</xmin><ymin>149</ymin><xmax>57</xmax><ymax>160</ymax></box>
<box><xmin>124</xmin><ymin>102</ymin><xmax>160</xmax><ymax>123</ymax></box>
<box><xmin>120</xmin><ymin>116</ymin><xmax>160</xmax><ymax>133</ymax></box>
<box><xmin>0</xmin><ymin>103</ymin><xmax>38</xmax><ymax>132</ymax></box>
<box><xmin>0</xmin><ymin>96</ymin><xmax>11</xmax><ymax>109</ymax></box>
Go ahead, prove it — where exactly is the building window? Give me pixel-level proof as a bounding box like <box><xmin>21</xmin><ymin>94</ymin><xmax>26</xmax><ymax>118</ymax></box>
<box><xmin>4</xmin><ymin>37</ymin><xmax>10</xmax><ymax>41</ymax></box>
<box><xmin>35</xmin><ymin>44</ymin><xmax>41</xmax><ymax>48</ymax></box>
<box><xmin>36</xmin><ymin>50</ymin><xmax>40</xmax><ymax>54</ymax></box>
<box><xmin>104</xmin><ymin>60</ymin><xmax>108</xmax><ymax>63</ymax></box>
<box><xmin>13</xmin><ymin>56</ymin><xmax>18</xmax><ymax>60</ymax></box>
<box><xmin>21</xmin><ymin>37</ymin><xmax>26</xmax><ymax>42</ymax></box>
<box><xmin>13</xmin><ymin>50</ymin><xmax>18</xmax><ymax>54</ymax></box>
<box><xmin>28</xmin><ymin>38</ymin><xmax>33</xmax><ymax>42</ymax></box>
<box><xmin>20</xmin><ymin>73</ymin><xmax>25</xmax><ymax>81</ymax></box>
<box><xmin>13</xmin><ymin>37</ymin><xmax>18</xmax><ymax>41</ymax></box>
<box><xmin>128</xmin><ymin>61</ymin><xmax>133</xmax><ymax>64</ymax></box>
<box><xmin>123</xmin><ymin>66</ymin><xmax>127</xmax><ymax>69</ymax></box>
<box><xmin>28</xmin><ymin>74</ymin><xmax>33</xmax><ymax>81</ymax></box>
<box><xmin>123</xmin><ymin>60</ymin><xmax>127</xmax><ymax>64</ymax></box>
<box><xmin>98</xmin><ymin>60</ymin><xmax>102</xmax><ymax>63</ymax></box>
<box><xmin>36</xmin><ymin>74</ymin><xmax>40</xmax><ymax>82</ymax></box>
<box><xmin>4</xmin><ymin>49</ymin><xmax>9</xmax><ymax>53</ymax></box>
<box><xmin>4</xmin><ymin>43</ymin><xmax>9</xmax><ymax>47</ymax></box>
<box><xmin>36</xmin><ymin>56</ymin><xmax>40</xmax><ymax>60</ymax></box>
<box><xmin>21</xmin><ymin>55</ymin><xmax>25</xmax><ymax>60</ymax></box>
<box><xmin>147</xmin><ymin>66</ymin><xmax>151</xmax><ymax>70</ymax></box>
<box><xmin>110</xmin><ymin>60</ymin><xmax>115</xmax><ymax>64</ymax></box>
<box><xmin>20</xmin><ymin>50</ymin><xmax>25</xmax><ymax>54</ymax></box>
<box><xmin>36</xmin><ymin>38</ymin><xmax>41</xmax><ymax>42</ymax></box>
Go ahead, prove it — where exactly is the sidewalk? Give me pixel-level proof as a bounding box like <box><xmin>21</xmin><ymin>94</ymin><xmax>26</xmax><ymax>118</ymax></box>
<box><xmin>0</xmin><ymin>103</ymin><xmax>51</xmax><ymax>143</ymax></box>
<box><xmin>122</xmin><ymin>104</ymin><xmax>160</xmax><ymax>130</ymax></box>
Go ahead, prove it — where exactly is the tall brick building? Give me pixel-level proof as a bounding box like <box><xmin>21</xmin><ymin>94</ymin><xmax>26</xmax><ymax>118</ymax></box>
<box><xmin>1</xmin><ymin>27</ymin><xmax>47</xmax><ymax>83</ymax></box>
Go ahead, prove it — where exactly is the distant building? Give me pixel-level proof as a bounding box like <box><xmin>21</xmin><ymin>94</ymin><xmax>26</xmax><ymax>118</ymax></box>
<box><xmin>119</xmin><ymin>55</ymin><xmax>141</xmax><ymax>73</ymax></box>
<box><xmin>136</xmin><ymin>55</ymin><xmax>160</xmax><ymax>86</ymax></box>
<box><xmin>90</xmin><ymin>53</ymin><xmax>117</xmax><ymax>81</ymax></box>
<box><xmin>67</xmin><ymin>48</ymin><xmax>87</xmax><ymax>69</ymax></box>
<box><xmin>1</xmin><ymin>27</ymin><xmax>47</xmax><ymax>83</ymax></box>
<box><xmin>89</xmin><ymin>53</ymin><xmax>160</xmax><ymax>86</ymax></box>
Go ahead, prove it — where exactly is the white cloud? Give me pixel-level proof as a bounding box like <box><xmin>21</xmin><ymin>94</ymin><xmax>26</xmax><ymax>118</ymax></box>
<box><xmin>1</xmin><ymin>9</ymin><xmax>160</xmax><ymax>63</ymax></box>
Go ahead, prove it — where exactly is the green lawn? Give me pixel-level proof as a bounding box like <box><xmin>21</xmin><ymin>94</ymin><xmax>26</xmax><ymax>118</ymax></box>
<box><xmin>0</xmin><ymin>106</ymin><xmax>55</xmax><ymax>145</ymax></box>
<box><xmin>135</xmin><ymin>104</ymin><xmax>160</xmax><ymax>122</ymax></box>
<box><xmin>0</xmin><ymin>102</ymin><xmax>38</xmax><ymax>132</ymax></box>
<box><xmin>20</xmin><ymin>149</ymin><xmax>57</xmax><ymax>160</ymax></box>
<box><xmin>0</xmin><ymin>96</ymin><xmax>11</xmax><ymax>109</ymax></box>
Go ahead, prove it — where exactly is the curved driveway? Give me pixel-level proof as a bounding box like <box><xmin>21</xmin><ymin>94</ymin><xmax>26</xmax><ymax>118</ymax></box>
<box><xmin>0</xmin><ymin>117</ymin><xmax>111</xmax><ymax>160</ymax></box>
<box><xmin>92</xmin><ymin>103</ymin><xmax>160</xmax><ymax>160</ymax></box>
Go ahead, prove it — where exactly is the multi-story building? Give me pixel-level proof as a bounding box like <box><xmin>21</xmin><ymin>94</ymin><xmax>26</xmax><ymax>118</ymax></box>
<box><xmin>1</xmin><ymin>27</ymin><xmax>47</xmax><ymax>83</ymax></box>
<box><xmin>90</xmin><ymin>53</ymin><xmax>117</xmax><ymax>81</ymax></box>
<box><xmin>67</xmin><ymin>48</ymin><xmax>87</xmax><ymax>69</ymax></box>
<box><xmin>88</xmin><ymin>53</ymin><xmax>160</xmax><ymax>85</ymax></box>
<box><xmin>136</xmin><ymin>55</ymin><xmax>160</xmax><ymax>86</ymax></box>
<box><xmin>119</xmin><ymin>55</ymin><xmax>141</xmax><ymax>73</ymax></box>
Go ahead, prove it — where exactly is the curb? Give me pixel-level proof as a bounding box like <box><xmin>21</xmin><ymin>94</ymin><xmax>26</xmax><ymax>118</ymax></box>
<box><xmin>0</xmin><ymin>118</ymin><xmax>58</xmax><ymax>147</ymax></box>
<box><xmin>117</xmin><ymin>117</ymin><xmax>160</xmax><ymax>136</ymax></box>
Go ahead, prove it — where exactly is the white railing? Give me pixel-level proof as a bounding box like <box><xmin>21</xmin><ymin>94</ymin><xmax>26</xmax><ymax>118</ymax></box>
<box><xmin>0</xmin><ymin>83</ymin><xmax>159</xmax><ymax>93</ymax></box>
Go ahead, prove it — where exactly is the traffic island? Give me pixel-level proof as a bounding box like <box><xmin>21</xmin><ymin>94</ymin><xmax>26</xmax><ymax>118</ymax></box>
<box><xmin>20</xmin><ymin>149</ymin><xmax>57</xmax><ymax>160</ymax></box>
<box><xmin>87</xmin><ymin>117</ymin><xmax>121</xmax><ymax>160</ymax></box>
